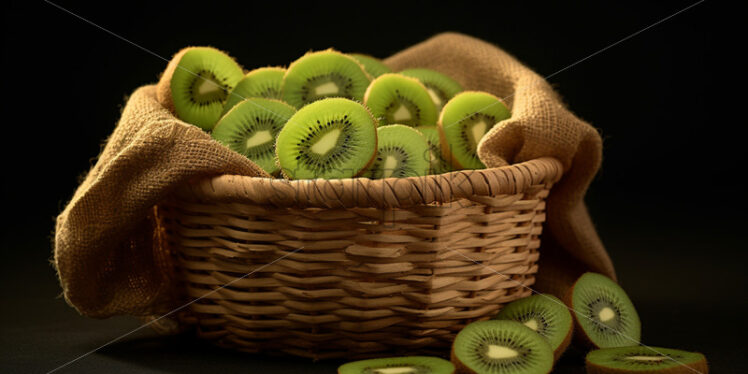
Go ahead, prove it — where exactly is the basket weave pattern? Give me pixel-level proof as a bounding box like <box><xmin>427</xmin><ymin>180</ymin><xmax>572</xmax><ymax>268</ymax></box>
<box><xmin>159</xmin><ymin>158</ymin><xmax>563</xmax><ymax>359</ymax></box>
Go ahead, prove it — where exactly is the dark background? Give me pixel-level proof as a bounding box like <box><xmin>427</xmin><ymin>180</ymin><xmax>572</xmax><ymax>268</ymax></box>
<box><xmin>3</xmin><ymin>1</ymin><xmax>741</xmax><ymax>373</ymax></box>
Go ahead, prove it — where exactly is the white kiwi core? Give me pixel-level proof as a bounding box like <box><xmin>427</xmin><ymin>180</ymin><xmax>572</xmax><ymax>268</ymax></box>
<box><xmin>471</xmin><ymin>120</ymin><xmax>488</xmax><ymax>145</ymax></box>
<box><xmin>625</xmin><ymin>356</ymin><xmax>667</xmax><ymax>362</ymax></box>
<box><xmin>381</xmin><ymin>156</ymin><xmax>399</xmax><ymax>178</ymax></box>
<box><xmin>598</xmin><ymin>307</ymin><xmax>616</xmax><ymax>322</ymax></box>
<box><xmin>486</xmin><ymin>345</ymin><xmax>519</xmax><ymax>359</ymax></box>
<box><xmin>523</xmin><ymin>319</ymin><xmax>539</xmax><ymax>331</ymax></box>
<box><xmin>427</xmin><ymin>88</ymin><xmax>442</xmax><ymax>106</ymax></box>
<box><xmin>245</xmin><ymin>130</ymin><xmax>273</xmax><ymax>148</ymax></box>
<box><xmin>392</xmin><ymin>104</ymin><xmax>412</xmax><ymax>121</ymax></box>
<box><xmin>197</xmin><ymin>78</ymin><xmax>220</xmax><ymax>95</ymax></box>
<box><xmin>314</xmin><ymin>82</ymin><xmax>339</xmax><ymax>96</ymax></box>
<box><xmin>310</xmin><ymin>129</ymin><xmax>341</xmax><ymax>155</ymax></box>
<box><xmin>373</xmin><ymin>367</ymin><xmax>417</xmax><ymax>374</ymax></box>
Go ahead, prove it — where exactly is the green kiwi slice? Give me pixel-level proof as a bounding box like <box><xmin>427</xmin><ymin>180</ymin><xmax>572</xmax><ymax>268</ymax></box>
<box><xmin>275</xmin><ymin>98</ymin><xmax>377</xmax><ymax>179</ymax></box>
<box><xmin>363</xmin><ymin>73</ymin><xmax>438</xmax><ymax>127</ymax></box>
<box><xmin>222</xmin><ymin>67</ymin><xmax>286</xmax><ymax>116</ymax></box>
<box><xmin>157</xmin><ymin>46</ymin><xmax>244</xmax><ymax>130</ymax></box>
<box><xmin>400</xmin><ymin>68</ymin><xmax>463</xmax><ymax>111</ymax></box>
<box><xmin>566</xmin><ymin>272</ymin><xmax>641</xmax><ymax>349</ymax></box>
<box><xmin>438</xmin><ymin>91</ymin><xmax>510</xmax><ymax>170</ymax></box>
<box><xmin>338</xmin><ymin>356</ymin><xmax>456</xmax><ymax>374</ymax></box>
<box><xmin>494</xmin><ymin>294</ymin><xmax>573</xmax><ymax>361</ymax></box>
<box><xmin>363</xmin><ymin>124</ymin><xmax>430</xmax><ymax>179</ymax></box>
<box><xmin>281</xmin><ymin>49</ymin><xmax>372</xmax><ymax>108</ymax></box>
<box><xmin>451</xmin><ymin>320</ymin><xmax>553</xmax><ymax>374</ymax></box>
<box><xmin>212</xmin><ymin>98</ymin><xmax>295</xmax><ymax>175</ymax></box>
<box><xmin>349</xmin><ymin>53</ymin><xmax>392</xmax><ymax>77</ymax></box>
<box><xmin>586</xmin><ymin>346</ymin><xmax>708</xmax><ymax>373</ymax></box>
<box><xmin>415</xmin><ymin>126</ymin><xmax>452</xmax><ymax>175</ymax></box>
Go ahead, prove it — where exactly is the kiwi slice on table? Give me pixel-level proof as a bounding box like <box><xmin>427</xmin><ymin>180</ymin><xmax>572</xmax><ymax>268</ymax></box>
<box><xmin>566</xmin><ymin>272</ymin><xmax>641</xmax><ymax>349</ymax></box>
<box><xmin>281</xmin><ymin>49</ymin><xmax>372</xmax><ymax>108</ymax></box>
<box><xmin>586</xmin><ymin>346</ymin><xmax>708</xmax><ymax>374</ymax></box>
<box><xmin>363</xmin><ymin>124</ymin><xmax>430</xmax><ymax>179</ymax></box>
<box><xmin>338</xmin><ymin>356</ymin><xmax>455</xmax><ymax>374</ymax></box>
<box><xmin>415</xmin><ymin>126</ymin><xmax>452</xmax><ymax>175</ymax></box>
<box><xmin>212</xmin><ymin>98</ymin><xmax>295</xmax><ymax>175</ymax></box>
<box><xmin>494</xmin><ymin>294</ymin><xmax>573</xmax><ymax>361</ymax></box>
<box><xmin>221</xmin><ymin>67</ymin><xmax>286</xmax><ymax>115</ymax></box>
<box><xmin>275</xmin><ymin>97</ymin><xmax>377</xmax><ymax>179</ymax></box>
<box><xmin>363</xmin><ymin>73</ymin><xmax>438</xmax><ymax>127</ymax></box>
<box><xmin>349</xmin><ymin>53</ymin><xmax>392</xmax><ymax>78</ymax></box>
<box><xmin>438</xmin><ymin>91</ymin><xmax>510</xmax><ymax>170</ymax></box>
<box><xmin>451</xmin><ymin>320</ymin><xmax>553</xmax><ymax>374</ymax></box>
<box><xmin>400</xmin><ymin>68</ymin><xmax>463</xmax><ymax>111</ymax></box>
<box><xmin>157</xmin><ymin>46</ymin><xmax>244</xmax><ymax>130</ymax></box>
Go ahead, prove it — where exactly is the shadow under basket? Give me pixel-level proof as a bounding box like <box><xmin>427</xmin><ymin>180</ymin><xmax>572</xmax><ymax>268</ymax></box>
<box><xmin>158</xmin><ymin>157</ymin><xmax>563</xmax><ymax>360</ymax></box>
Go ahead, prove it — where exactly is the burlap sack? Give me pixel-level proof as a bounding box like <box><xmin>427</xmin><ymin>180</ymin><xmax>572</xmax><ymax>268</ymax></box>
<box><xmin>54</xmin><ymin>32</ymin><xmax>615</xmax><ymax>319</ymax></box>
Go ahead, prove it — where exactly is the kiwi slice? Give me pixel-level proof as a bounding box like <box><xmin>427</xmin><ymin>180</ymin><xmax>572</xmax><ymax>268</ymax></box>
<box><xmin>349</xmin><ymin>53</ymin><xmax>392</xmax><ymax>78</ymax></box>
<box><xmin>586</xmin><ymin>346</ymin><xmax>708</xmax><ymax>374</ymax></box>
<box><xmin>281</xmin><ymin>49</ymin><xmax>372</xmax><ymax>108</ymax></box>
<box><xmin>157</xmin><ymin>46</ymin><xmax>244</xmax><ymax>130</ymax></box>
<box><xmin>566</xmin><ymin>272</ymin><xmax>641</xmax><ymax>349</ymax></box>
<box><xmin>275</xmin><ymin>98</ymin><xmax>377</xmax><ymax>179</ymax></box>
<box><xmin>212</xmin><ymin>98</ymin><xmax>295</xmax><ymax>175</ymax></box>
<box><xmin>438</xmin><ymin>91</ymin><xmax>510</xmax><ymax>170</ymax></box>
<box><xmin>451</xmin><ymin>320</ymin><xmax>553</xmax><ymax>374</ymax></box>
<box><xmin>415</xmin><ymin>126</ymin><xmax>452</xmax><ymax>175</ymax></box>
<box><xmin>363</xmin><ymin>73</ymin><xmax>438</xmax><ymax>127</ymax></box>
<box><xmin>338</xmin><ymin>356</ymin><xmax>456</xmax><ymax>374</ymax></box>
<box><xmin>363</xmin><ymin>124</ymin><xmax>430</xmax><ymax>179</ymax></box>
<box><xmin>400</xmin><ymin>68</ymin><xmax>463</xmax><ymax>111</ymax></box>
<box><xmin>494</xmin><ymin>294</ymin><xmax>573</xmax><ymax>361</ymax></box>
<box><xmin>221</xmin><ymin>67</ymin><xmax>285</xmax><ymax>116</ymax></box>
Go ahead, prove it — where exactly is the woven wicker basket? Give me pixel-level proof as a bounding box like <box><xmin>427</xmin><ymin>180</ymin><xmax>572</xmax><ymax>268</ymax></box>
<box><xmin>158</xmin><ymin>157</ymin><xmax>563</xmax><ymax>359</ymax></box>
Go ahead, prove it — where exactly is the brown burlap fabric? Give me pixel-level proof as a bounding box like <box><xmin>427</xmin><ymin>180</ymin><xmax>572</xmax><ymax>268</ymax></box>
<box><xmin>54</xmin><ymin>32</ymin><xmax>614</xmax><ymax>319</ymax></box>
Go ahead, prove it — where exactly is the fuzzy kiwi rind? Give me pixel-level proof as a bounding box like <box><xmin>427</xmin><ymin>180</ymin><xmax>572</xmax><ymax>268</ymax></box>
<box><xmin>281</xmin><ymin>49</ymin><xmax>372</xmax><ymax>109</ymax></box>
<box><xmin>212</xmin><ymin>98</ymin><xmax>295</xmax><ymax>175</ymax></box>
<box><xmin>565</xmin><ymin>272</ymin><xmax>641</xmax><ymax>349</ymax></box>
<box><xmin>494</xmin><ymin>294</ymin><xmax>573</xmax><ymax>362</ymax></box>
<box><xmin>400</xmin><ymin>68</ymin><xmax>463</xmax><ymax>110</ymax></box>
<box><xmin>157</xmin><ymin>46</ymin><xmax>244</xmax><ymax>130</ymax></box>
<box><xmin>451</xmin><ymin>320</ymin><xmax>554</xmax><ymax>374</ymax></box>
<box><xmin>363</xmin><ymin>73</ymin><xmax>439</xmax><ymax>128</ymax></box>
<box><xmin>585</xmin><ymin>346</ymin><xmax>708</xmax><ymax>374</ymax></box>
<box><xmin>221</xmin><ymin>67</ymin><xmax>286</xmax><ymax>116</ymax></box>
<box><xmin>349</xmin><ymin>53</ymin><xmax>392</xmax><ymax>78</ymax></box>
<box><xmin>338</xmin><ymin>356</ymin><xmax>456</xmax><ymax>374</ymax></box>
<box><xmin>438</xmin><ymin>91</ymin><xmax>510</xmax><ymax>170</ymax></box>
<box><xmin>363</xmin><ymin>124</ymin><xmax>431</xmax><ymax>179</ymax></box>
<box><xmin>275</xmin><ymin>97</ymin><xmax>377</xmax><ymax>180</ymax></box>
<box><xmin>415</xmin><ymin>126</ymin><xmax>452</xmax><ymax>175</ymax></box>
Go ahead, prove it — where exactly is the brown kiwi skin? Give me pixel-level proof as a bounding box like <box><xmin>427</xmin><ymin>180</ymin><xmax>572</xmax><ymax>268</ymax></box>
<box><xmin>564</xmin><ymin>279</ymin><xmax>600</xmax><ymax>349</ymax></box>
<box><xmin>585</xmin><ymin>355</ymin><xmax>709</xmax><ymax>374</ymax></box>
<box><xmin>554</xmin><ymin>323</ymin><xmax>574</xmax><ymax>362</ymax></box>
<box><xmin>156</xmin><ymin>46</ymin><xmax>242</xmax><ymax>118</ymax></box>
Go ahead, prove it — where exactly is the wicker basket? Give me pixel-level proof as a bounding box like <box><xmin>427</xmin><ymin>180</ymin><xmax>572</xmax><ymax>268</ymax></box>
<box><xmin>158</xmin><ymin>157</ymin><xmax>563</xmax><ymax>359</ymax></box>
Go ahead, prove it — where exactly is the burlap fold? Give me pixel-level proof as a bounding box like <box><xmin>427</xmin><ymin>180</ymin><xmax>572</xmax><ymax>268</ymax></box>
<box><xmin>54</xmin><ymin>32</ymin><xmax>614</xmax><ymax>319</ymax></box>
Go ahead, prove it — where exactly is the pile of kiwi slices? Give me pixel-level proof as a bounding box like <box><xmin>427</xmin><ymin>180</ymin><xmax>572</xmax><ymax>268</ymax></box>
<box><xmin>156</xmin><ymin>46</ymin><xmax>510</xmax><ymax>179</ymax></box>
<box><xmin>337</xmin><ymin>272</ymin><xmax>707</xmax><ymax>374</ymax></box>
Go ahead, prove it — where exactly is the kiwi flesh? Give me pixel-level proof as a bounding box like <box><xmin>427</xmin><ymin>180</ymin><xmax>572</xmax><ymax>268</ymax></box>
<box><xmin>349</xmin><ymin>53</ymin><xmax>393</xmax><ymax>78</ymax></box>
<box><xmin>400</xmin><ymin>68</ymin><xmax>463</xmax><ymax>111</ymax></box>
<box><xmin>338</xmin><ymin>356</ymin><xmax>456</xmax><ymax>374</ymax></box>
<box><xmin>566</xmin><ymin>272</ymin><xmax>641</xmax><ymax>349</ymax></box>
<box><xmin>438</xmin><ymin>91</ymin><xmax>510</xmax><ymax>170</ymax></box>
<box><xmin>415</xmin><ymin>126</ymin><xmax>452</xmax><ymax>175</ymax></box>
<box><xmin>275</xmin><ymin>97</ymin><xmax>377</xmax><ymax>179</ymax></box>
<box><xmin>451</xmin><ymin>320</ymin><xmax>553</xmax><ymax>374</ymax></box>
<box><xmin>212</xmin><ymin>98</ymin><xmax>295</xmax><ymax>175</ymax></box>
<box><xmin>494</xmin><ymin>294</ymin><xmax>573</xmax><ymax>362</ymax></box>
<box><xmin>157</xmin><ymin>46</ymin><xmax>244</xmax><ymax>130</ymax></box>
<box><xmin>364</xmin><ymin>73</ymin><xmax>438</xmax><ymax>128</ymax></box>
<box><xmin>222</xmin><ymin>67</ymin><xmax>285</xmax><ymax>116</ymax></box>
<box><xmin>586</xmin><ymin>346</ymin><xmax>708</xmax><ymax>374</ymax></box>
<box><xmin>363</xmin><ymin>124</ymin><xmax>430</xmax><ymax>179</ymax></box>
<box><xmin>281</xmin><ymin>49</ymin><xmax>372</xmax><ymax>108</ymax></box>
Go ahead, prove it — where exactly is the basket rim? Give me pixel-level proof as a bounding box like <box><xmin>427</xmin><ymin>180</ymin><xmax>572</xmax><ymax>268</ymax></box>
<box><xmin>172</xmin><ymin>157</ymin><xmax>563</xmax><ymax>209</ymax></box>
